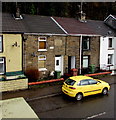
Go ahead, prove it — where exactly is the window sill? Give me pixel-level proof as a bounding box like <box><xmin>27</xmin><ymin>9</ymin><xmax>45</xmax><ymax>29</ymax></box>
<box><xmin>38</xmin><ymin>49</ymin><xmax>47</xmax><ymax>52</ymax></box>
<box><xmin>83</xmin><ymin>49</ymin><xmax>90</xmax><ymax>51</ymax></box>
<box><xmin>39</xmin><ymin>68</ymin><xmax>47</xmax><ymax>71</ymax></box>
<box><xmin>107</xmin><ymin>64</ymin><xmax>113</xmax><ymax>67</ymax></box>
<box><xmin>108</xmin><ymin>48</ymin><xmax>114</xmax><ymax>50</ymax></box>
<box><xmin>0</xmin><ymin>73</ymin><xmax>5</xmax><ymax>75</ymax></box>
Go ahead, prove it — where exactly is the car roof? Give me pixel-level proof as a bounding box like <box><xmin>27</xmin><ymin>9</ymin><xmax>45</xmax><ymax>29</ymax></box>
<box><xmin>69</xmin><ymin>75</ymin><xmax>93</xmax><ymax>82</ymax></box>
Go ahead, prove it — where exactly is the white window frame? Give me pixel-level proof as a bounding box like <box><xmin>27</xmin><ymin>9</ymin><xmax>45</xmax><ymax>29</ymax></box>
<box><xmin>0</xmin><ymin>58</ymin><xmax>5</xmax><ymax>74</ymax></box>
<box><xmin>38</xmin><ymin>37</ymin><xmax>47</xmax><ymax>51</ymax></box>
<box><xmin>83</xmin><ymin>56</ymin><xmax>89</xmax><ymax>68</ymax></box>
<box><xmin>38</xmin><ymin>55</ymin><xmax>47</xmax><ymax>71</ymax></box>
<box><xmin>0</xmin><ymin>35</ymin><xmax>3</xmax><ymax>52</ymax></box>
<box><xmin>108</xmin><ymin>54</ymin><xmax>113</xmax><ymax>65</ymax></box>
<box><xmin>108</xmin><ymin>38</ymin><xmax>113</xmax><ymax>48</ymax></box>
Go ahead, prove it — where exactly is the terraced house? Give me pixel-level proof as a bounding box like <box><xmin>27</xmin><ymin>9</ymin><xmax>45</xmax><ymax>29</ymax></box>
<box><xmin>0</xmin><ymin>13</ymin><xmax>28</xmax><ymax>92</ymax></box>
<box><xmin>53</xmin><ymin>16</ymin><xmax>101</xmax><ymax>74</ymax></box>
<box><xmin>1</xmin><ymin>12</ymin><xmax>116</xmax><ymax>92</ymax></box>
<box><xmin>22</xmin><ymin>14</ymin><xmax>102</xmax><ymax>79</ymax></box>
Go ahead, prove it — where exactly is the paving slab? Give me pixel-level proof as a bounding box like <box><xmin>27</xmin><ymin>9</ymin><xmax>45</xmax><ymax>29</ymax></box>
<box><xmin>0</xmin><ymin>97</ymin><xmax>39</xmax><ymax>119</ymax></box>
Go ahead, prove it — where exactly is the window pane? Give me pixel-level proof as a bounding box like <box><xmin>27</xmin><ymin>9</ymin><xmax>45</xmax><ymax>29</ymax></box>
<box><xmin>65</xmin><ymin>79</ymin><xmax>76</xmax><ymax>86</ymax></box>
<box><xmin>83</xmin><ymin>37</ymin><xmax>90</xmax><ymax>50</ymax></box>
<box><xmin>80</xmin><ymin>80</ymin><xmax>89</xmax><ymax>85</ymax></box>
<box><xmin>39</xmin><ymin>37</ymin><xmax>46</xmax><ymax>40</ymax></box>
<box><xmin>0</xmin><ymin>58</ymin><xmax>4</xmax><ymax>74</ymax></box>
<box><xmin>109</xmin><ymin>38</ymin><xmax>112</xmax><ymax>47</ymax></box>
<box><xmin>38</xmin><ymin>61</ymin><xmax>45</xmax><ymax>68</ymax></box>
<box><xmin>39</xmin><ymin>55</ymin><xmax>46</xmax><ymax>60</ymax></box>
<box><xmin>89</xmin><ymin>79</ymin><xmax>97</xmax><ymax>84</ymax></box>
<box><xmin>39</xmin><ymin>41</ymin><xmax>46</xmax><ymax>49</ymax></box>
<box><xmin>108</xmin><ymin>54</ymin><xmax>113</xmax><ymax>64</ymax></box>
<box><xmin>56</xmin><ymin>60</ymin><xmax>59</xmax><ymax>66</ymax></box>
<box><xmin>0</xmin><ymin>63</ymin><xmax>4</xmax><ymax>73</ymax></box>
<box><xmin>83</xmin><ymin>56</ymin><xmax>89</xmax><ymax>68</ymax></box>
<box><xmin>0</xmin><ymin>36</ymin><xmax>2</xmax><ymax>52</ymax></box>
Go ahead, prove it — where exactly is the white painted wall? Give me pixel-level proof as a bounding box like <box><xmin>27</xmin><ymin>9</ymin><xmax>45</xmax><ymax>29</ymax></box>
<box><xmin>71</xmin><ymin>56</ymin><xmax>75</xmax><ymax>69</ymax></box>
<box><xmin>100</xmin><ymin>36</ymin><xmax>116</xmax><ymax>72</ymax></box>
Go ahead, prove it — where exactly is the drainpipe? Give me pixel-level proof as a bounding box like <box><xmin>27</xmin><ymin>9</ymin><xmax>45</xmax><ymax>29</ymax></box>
<box><xmin>80</xmin><ymin>35</ymin><xmax>82</xmax><ymax>74</ymax></box>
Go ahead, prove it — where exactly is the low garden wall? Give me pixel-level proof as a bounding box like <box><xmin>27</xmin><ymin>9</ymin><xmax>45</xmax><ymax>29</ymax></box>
<box><xmin>0</xmin><ymin>78</ymin><xmax>28</xmax><ymax>92</ymax></box>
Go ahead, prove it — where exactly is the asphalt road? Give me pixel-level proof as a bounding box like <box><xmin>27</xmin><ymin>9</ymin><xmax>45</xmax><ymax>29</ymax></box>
<box><xmin>28</xmin><ymin>83</ymin><xmax>115</xmax><ymax>119</ymax></box>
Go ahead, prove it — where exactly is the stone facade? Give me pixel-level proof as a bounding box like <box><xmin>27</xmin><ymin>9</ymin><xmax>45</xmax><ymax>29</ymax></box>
<box><xmin>23</xmin><ymin>34</ymin><xmax>100</xmax><ymax>79</ymax></box>
<box><xmin>83</xmin><ymin>36</ymin><xmax>100</xmax><ymax>67</ymax></box>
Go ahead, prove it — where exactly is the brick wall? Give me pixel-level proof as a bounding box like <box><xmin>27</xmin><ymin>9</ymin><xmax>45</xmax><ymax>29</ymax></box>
<box><xmin>0</xmin><ymin>78</ymin><xmax>28</xmax><ymax>92</ymax></box>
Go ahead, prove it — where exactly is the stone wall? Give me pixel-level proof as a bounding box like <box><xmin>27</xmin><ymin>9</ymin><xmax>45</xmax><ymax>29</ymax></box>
<box><xmin>23</xmin><ymin>35</ymin><xmax>67</xmax><ymax>78</ymax></box>
<box><xmin>66</xmin><ymin>36</ymin><xmax>80</xmax><ymax>68</ymax></box>
<box><xmin>83</xmin><ymin>36</ymin><xmax>100</xmax><ymax>67</ymax></box>
<box><xmin>0</xmin><ymin>78</ymin><xmax>28</xmax><ymax>92</ymax></box>
<box><xmin>23</xmin><ymin>34</ymin><xmax>100</xmax><ymax>79</ymax></box>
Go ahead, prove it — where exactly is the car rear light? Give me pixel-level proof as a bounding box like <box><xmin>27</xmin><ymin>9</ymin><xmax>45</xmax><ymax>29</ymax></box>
<box><xmin>69</xmin><ymin>87</ymin><xmax>76</xmax><ymax>89</ymax></box>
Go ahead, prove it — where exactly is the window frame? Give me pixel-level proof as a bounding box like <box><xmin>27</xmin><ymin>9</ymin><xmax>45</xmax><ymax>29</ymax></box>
<box><xmin>108</xmin><ymin>54</ymin><xmax>113</xmax><ymax>65</ymax></box>
<box><xmin>0</xmin><ymin>35</ymin><xmax>3</xmax><ymax>53</ymax></box>
<box><xmin>82</xmin><ymin>55</ymin><xmax>90</xmax><ymax>68</ymax></box>
<box><xmin>38</xmin><ymin>55</ymin><xmax>47</xmax><ymax>71</ymax></box>
<box><xmin>0</xmin><ymin>57</ymin><xmax>5</xmax><ymax>75</ymax></box>
<box><xmin>108</xmin><ymin>38</ymin><xmax>113</xmax><ymax>48</ymax></box>
<box><xmin>82</xmin><ymin>36</ymin><xmax>90</xmax><ymax>50</ymax></box>
<box><xmin>38</xmin><ymin>36</ymin><xmax>47</xmax><ymax>51</ymax></box>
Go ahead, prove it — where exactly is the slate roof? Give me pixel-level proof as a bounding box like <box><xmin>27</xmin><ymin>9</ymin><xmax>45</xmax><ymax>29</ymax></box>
<box><xmin>1</xmin><ymin>13</ymin><xmax>116</xmax><ymax>37</ymax></box>
<box><xmin>2</xmin><ymin>13</ymin><xmax>26</xmax><ymax>33</ymax></box>
<box><xmin>87</xmin><ymin>20</ymin><xmax>116</xmax><ymax>37</ymax></box>
<box><xmin>104</xmin><ymin>14</ymin><xmax>116</xmax><ymax>30</ymax></box>
<box><xmin>53</xmin><ymin>16</ymin><xmax>116</xmax><ymax>36</ymax></box>
<box><xmin>53</xmin><ymin>17</ymin><xmax>97</xmax><ymax>35</ymax></box>
<box><xmin>2</xmin><ymin>13</ymin><xmax>65</xmax><ymax>34</ymax></box>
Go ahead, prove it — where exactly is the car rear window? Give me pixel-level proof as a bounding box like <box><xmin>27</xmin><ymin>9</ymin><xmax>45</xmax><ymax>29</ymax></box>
<box><xmin>65</xmin><ymin>79</ymin><xmax>76</xmax><ymax>86</ymax></box>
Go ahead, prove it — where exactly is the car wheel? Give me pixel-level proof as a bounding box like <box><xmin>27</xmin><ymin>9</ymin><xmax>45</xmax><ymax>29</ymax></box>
<box><xmin>76</xmin><ymin>93</ymin><xmax>83</xmax><ymax>101</ymax></box>
<box><xmin>102</xmin><ymin>88</ymin><xmax>108</xmax><ymax>95</ymax></box>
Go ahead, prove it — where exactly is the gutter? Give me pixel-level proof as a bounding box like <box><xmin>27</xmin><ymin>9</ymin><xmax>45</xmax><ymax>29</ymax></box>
<box><xmin>24</xmin><ymin>33</ymin><xmax>67</xmax><ymax>36</ymax></box>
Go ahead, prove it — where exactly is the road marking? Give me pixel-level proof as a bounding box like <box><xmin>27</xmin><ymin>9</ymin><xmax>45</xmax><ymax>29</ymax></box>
<box><xmin>82</xmin><ymin>112</ymin><xmax>106</xmax><ymax>120</ymax></box>
<box><xmin>26</xmin><ymin>92</ymin><xmax>62</xmax><ymax>101</ymax></box>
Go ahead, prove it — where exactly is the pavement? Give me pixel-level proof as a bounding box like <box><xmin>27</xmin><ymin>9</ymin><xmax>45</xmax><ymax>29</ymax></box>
<box><xmin>2</xmin><ymin>75</ymin><xmax>116</xmax><ymax>101</ymax></box>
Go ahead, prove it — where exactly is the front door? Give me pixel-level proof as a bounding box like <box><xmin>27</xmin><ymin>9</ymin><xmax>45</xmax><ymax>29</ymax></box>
<box><xmin>68</xmin><ymin>56</ymin><xmax>75</xmax><ymax>72</ymax></box>
<box><xmin>55</xmin><ymin>56</ymin><xmax>63</xmax><ymax>75</ymax></box>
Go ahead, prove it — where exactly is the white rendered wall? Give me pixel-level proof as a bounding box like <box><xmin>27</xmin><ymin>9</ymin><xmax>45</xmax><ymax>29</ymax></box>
<box><xmin>100</xmin><ymin>36</ymin><xmax>115</xmax><ymax>71</ymax></box>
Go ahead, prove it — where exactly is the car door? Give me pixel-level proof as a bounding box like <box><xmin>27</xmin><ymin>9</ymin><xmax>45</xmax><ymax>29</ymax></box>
<box><xmin>79</xmin><ymin>79</ymin><xmax>92</xmax><ymax>96</ymax></box>
<box><xmin>88</xmin><ymin>79</ymin><xmax>102</xmax><ymax>95</ymax></box>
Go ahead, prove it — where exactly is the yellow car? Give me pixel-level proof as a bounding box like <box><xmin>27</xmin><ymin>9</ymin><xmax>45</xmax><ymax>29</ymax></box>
<box><xmin>62</xmin><ymin>75</ymin><xmax>110</xmax><ymax>100</ymax></box>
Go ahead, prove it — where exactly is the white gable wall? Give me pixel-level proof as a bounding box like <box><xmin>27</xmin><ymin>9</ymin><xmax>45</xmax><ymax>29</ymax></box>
<box><xmin>100</xmin><ymin>36</ymin><xmax>116</xmax><ymax>73</ymax></box>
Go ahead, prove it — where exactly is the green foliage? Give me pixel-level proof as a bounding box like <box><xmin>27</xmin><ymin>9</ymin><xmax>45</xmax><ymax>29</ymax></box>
<box><xmin>30</xmin><ymin>3</ymin><xmax>36</xmax><ymax>15</ymax></box>
<box><xmin>2</xmin><ymin>2</ymin><xmax>116</xmax><ymax>20</ymax></box>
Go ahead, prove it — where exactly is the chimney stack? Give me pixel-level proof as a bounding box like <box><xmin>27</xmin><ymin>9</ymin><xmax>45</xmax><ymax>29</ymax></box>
<box><xmin>16</xmin><ymin>6</ymin><xmax>20</xmax><ymax>18</ymax></box>
<box><xmin>14</xmin><ymin>3</ymin><xmax>23</xmax><ymax>20</ymax></box>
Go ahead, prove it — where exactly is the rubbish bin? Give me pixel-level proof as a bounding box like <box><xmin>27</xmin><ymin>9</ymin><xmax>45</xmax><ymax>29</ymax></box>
<box><xmin>70</xmin><ymin>68</ymin><xmax>78</xmax><ymax>76</ymax></box>
<box><xmin>54</xmin><ymin>71</ymin><xmax>61</xmax><ymax>79</ymax></box>
<box><xmin>90</xmin><ymin>64</ymin><xmax>95</xmax><ymax>73</ymax></box>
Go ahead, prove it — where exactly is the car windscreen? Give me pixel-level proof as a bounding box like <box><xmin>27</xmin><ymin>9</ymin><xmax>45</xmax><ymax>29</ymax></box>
<box><xmin>65</xmin><ymin>79</ymin><xmax>76</xmax><ymax>86</ymax></box>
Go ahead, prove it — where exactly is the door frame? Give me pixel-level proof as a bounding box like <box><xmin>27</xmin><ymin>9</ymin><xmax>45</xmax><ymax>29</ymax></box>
<box><xmin>55</xmin><ymin>55</ymin><xmax>63</xmax><ymax>75</ymax></box>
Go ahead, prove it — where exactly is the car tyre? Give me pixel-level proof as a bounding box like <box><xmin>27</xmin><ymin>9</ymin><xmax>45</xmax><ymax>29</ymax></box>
<box><xmin>76</xmin><ymin>93</ymin><xmax>83</xmax><ymax>101</ymax></box>
<box><xmin>102</xmin><ymin>88</ymin><xmax>108</xmax><ymax>95</ymax></box>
